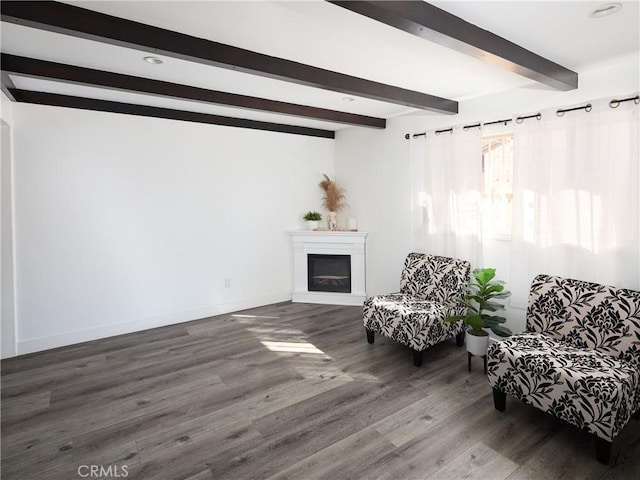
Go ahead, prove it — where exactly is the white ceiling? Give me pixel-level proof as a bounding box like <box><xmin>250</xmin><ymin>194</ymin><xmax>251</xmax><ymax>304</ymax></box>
<box><xmin>2</xmin><ymin>0</ymin><xmax>639</xmax><ymax>133</ymax></box>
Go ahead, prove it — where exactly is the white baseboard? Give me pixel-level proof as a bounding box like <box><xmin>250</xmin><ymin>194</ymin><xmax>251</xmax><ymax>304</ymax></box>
<box><xmin>15</xmin><ymin>292</ymin><xmax>292</xmax><ymax>356</ymax></box>
<box><xmin>292</xmin><ymin>290</ymin><xmax>366</xmax><ymax>306</ymax></box>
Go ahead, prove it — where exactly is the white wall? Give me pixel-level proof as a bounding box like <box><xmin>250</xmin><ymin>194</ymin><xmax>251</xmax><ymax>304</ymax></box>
<box><xmin>11</xmin><ymin>104</ymin><xmax>334</xmax><ymax>354</ymax></box>
<box><xmin>1</xmin><ymin>91</ymin><xmax>17</xmax><ymax>358</ymax></box>
<box><xmin>336</xmin><ymin>54</ymin><xmax>640</xmax><ymax>334</ymax></box>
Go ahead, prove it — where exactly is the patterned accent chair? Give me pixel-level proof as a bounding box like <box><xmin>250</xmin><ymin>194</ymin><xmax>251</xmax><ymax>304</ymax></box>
<box><xmin>363</xmin><ymin>253</ymin><xmax>470</xmax><ymax>366</ymax></box>
<box><xmin>487</xmin><ymin>274</ymin><xmax>640</xmax><ymax>464</ymax></box>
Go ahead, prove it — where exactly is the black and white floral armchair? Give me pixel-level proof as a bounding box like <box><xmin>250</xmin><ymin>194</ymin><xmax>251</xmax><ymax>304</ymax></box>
<box><xmin>363</xmin><ymin>253</ymin><xmax>470</xmax><ymax>366</ymax></box>
<box><xmin>487</xmin><ymin>274</ymin><xmax>640</xmax><ymax>464</ymax></box>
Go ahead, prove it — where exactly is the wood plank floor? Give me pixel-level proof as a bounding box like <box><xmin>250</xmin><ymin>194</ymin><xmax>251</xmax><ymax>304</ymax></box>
<box><xmin>2</xmin><ymin>302</ymin><xmax>639</xmax><ymax>480</ymax></box>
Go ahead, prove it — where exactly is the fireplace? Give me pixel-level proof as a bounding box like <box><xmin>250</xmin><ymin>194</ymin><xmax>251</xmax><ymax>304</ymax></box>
<box><xmin>289</xmin><ymin>230</ymin><xmax>367</xmax><ymax>305</ymax></box>
<box><xmin>307</xmin><ymin>254</ymin><xmax>351</xmax><ymax>293</ymax></box>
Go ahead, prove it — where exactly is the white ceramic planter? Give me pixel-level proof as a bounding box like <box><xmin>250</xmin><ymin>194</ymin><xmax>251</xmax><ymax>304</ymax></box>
<box><xmin>306</xmin><ymin>220</ymin><xmax>319</xmax><ymax>230</ymax></box>
<box><xmin>466</xmin><ymin>329</ymin><xmax>489</xmax><ymax>356</ymax></box>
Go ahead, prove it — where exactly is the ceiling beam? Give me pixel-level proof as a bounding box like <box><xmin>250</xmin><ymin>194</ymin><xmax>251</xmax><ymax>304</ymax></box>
<box><xmin>1</xmin><ymin>54</ymin><xmax>386</xmax><ymax>129</ymax></box>
<box><xmin>7</xmin><ymin>89</ymin><xmax>335</xmax><ymax>138</ymax></box>
<box><xmin>328</xmin><ymin>1</ymin><xmax>578</xmax><ymax>91</ymax></box>
<box><xmin>0</xmin><ymin>0</ymin><xmax>458</xmax><ymax>114</ymax></box>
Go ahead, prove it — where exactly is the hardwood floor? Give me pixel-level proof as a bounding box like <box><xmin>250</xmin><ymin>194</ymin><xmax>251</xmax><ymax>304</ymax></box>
<box><xmin>2</xmin><ymin>302</ymin><xmax>639</xmax><ymax>480</ymax></box>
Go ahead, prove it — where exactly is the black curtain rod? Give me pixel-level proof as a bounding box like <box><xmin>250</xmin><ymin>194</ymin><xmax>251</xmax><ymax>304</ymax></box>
<box><xmin>404</xmin><ymin>132</ymin><xmax>426</xmax><ymax>139</ymax></box>
<box><xmin>516</xmin><ymin>113</ymin><xmax>541</xmax><ymax>124</ymax></box>
<box><xmin>556</xmin><ymin>103</ymin><xmax>591</xmax><ymax>117</ymax></box>
<box><xmin>610</xmin><ymin>95</ymin><xmax>639</xmax><ymax>108</ymax></box>
<box><xmin>483</xmin><ymin>118</ymin><xmax>512</xmax><ymax>127</ymax></box>
<box><xmin>404</xmin><ymin>118</ymin><xmax>511</xmax><ymax>139</ymax></box>
<box><xmin>404</xmin><ymin>94</ymin><xmax>638</xmax><ymax>138</ymax></box>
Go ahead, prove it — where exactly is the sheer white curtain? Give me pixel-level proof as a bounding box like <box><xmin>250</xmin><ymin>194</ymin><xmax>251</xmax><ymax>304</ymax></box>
<box><xmin>410</xmin><ymin>129</ymin><xmax>483</xmax><ymax>266</ymax></box>
<box><xmin>509</xmin><ymin>97</ymin><xmax>639</xmax><ymax>306</ymax></box>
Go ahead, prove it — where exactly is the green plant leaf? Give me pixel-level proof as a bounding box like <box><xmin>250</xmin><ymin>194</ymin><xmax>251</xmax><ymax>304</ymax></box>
<box><xmin>303</xmin><ymin>211</ymin><xmax>322</xmax><ymax>221</ymax></box>
<box><xmin>465</xmin><ymin>294</ymin><xmax>484</xmax><ymax>304</ymax></box>
<box><xmin>474</xmin><ymin>268</ymin><xmax>496</xmax><ymax>285</ymax></box>
<box><xmin>482</xmin><ymin>315</ymin><xmax>507</xmax><ymax>326</ymax></box>
<box><xmin>483</xmin><ymin>284</ymin><xmax>505</xmax><ymax>294</ymax></box>
<box><xmin>490</xmin><ymin>325</ymin><xmax>512</xmax><ymax>337</ymax></box>
<box><xmin>492</xmin><ymin>291</ymin><xmax>511</xmax><ymax>299</ymax></box>
<box><xmin>450</xmin><ymin>267</ymin><xmax>511</xmax><ymax>335</ymax></box>
<box><xmin>484</xmin><ymin>301</ymin><xmax>506</xmax><ymax>312</ymax></box>
<box><xmin>465</xmin><ymin>314</ymin><xmax>484</xmax><ymax>331</ymax></box>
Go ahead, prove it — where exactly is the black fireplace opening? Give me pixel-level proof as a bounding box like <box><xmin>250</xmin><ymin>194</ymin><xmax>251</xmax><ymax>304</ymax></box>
<box><xmin>307</xmin><ymin>254</ymin><xmax>351</xmax><ymax>293</ymax></box>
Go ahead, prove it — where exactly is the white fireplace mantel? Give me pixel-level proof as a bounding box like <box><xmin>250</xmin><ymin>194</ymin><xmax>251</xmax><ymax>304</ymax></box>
<box><xmin>289</xmin><ymin>230</ymin><xmax>368</xmax><ymax>306</ymax></box>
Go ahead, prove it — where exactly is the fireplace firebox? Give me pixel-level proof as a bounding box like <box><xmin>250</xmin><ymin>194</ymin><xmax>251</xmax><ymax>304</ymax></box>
<box><xmin>307</xmin><ymin>254</ymin><xmax>351</xmax><ymax>293</ymax></box>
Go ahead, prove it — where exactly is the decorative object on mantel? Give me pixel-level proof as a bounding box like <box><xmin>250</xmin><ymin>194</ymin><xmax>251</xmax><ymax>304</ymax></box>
<box><xmin>303</xmin><ymin>211</ymin><xmax>322</xmax><ymax>230</ymax></box>
<box><xmin>318</xmin><ymin>174</ymin><xmax>347</xmax><ymax>231</ymax></box>
<box><xmin>445</xmin><ymin>267</ymin><xmax>512</xmax><ymax>372</ymax></box>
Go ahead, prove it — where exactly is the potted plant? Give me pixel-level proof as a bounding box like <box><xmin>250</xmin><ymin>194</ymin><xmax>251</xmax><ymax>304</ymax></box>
<box><xmin>446</xmin><ymin>267</ymin><xmax>512</xmax><ymax>356</ymax></box>
<box><xmin>303</xmin><ymin>211</ymin><xmax>322</xmax><ymax>230</ymax></box>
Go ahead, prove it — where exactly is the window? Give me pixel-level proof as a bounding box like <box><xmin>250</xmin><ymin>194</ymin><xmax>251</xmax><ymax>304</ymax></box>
<box><xmin>482</xmin><ymin>134</ymin><xmax>513</xmax><ymax>239</ymax></box>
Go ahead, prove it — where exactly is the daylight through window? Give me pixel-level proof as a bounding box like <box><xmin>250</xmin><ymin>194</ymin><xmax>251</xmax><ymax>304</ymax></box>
<box><xmin>482</xmin><ymin>134</ymin><xmax>514</xmax><ymax>238</ymax></box>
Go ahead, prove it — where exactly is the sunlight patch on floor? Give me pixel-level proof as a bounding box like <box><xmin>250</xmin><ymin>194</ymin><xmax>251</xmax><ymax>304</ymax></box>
<box><xmin>231</xmin><ymin>314</ymin><xmax>280</xmax><ymax>320</ymax></box>
<box><xmin>260</xmin><ymin>341</ymin><xmax>325</xmax><ymax>354</ymax></box>
<box><xmin>237</xmin><ymin>315</ymin><xmax>377</xmax><ymax>382</ymax></box>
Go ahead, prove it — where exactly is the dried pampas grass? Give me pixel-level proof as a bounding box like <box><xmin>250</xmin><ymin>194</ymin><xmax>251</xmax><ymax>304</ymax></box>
<box><xmin>318</xmin><ymin>174</ymin><xmax>347</xmax><ymax>212</ymax></box>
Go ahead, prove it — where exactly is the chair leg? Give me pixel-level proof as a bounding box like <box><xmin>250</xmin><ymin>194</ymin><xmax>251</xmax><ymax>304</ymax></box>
<box><xmin>413</xmin><ymin>349</ymin><xmax>423</xmax><ymax>367</ymax></box>
<box><xmin>493</xmin><ymin>387</ymin><xmax>506</xmax><ymax>412</ymax></box>
<box><xmin>456</xmin><ymin>330</ymin><xmax>465</xmax><ymax>347</ymax></box>
<box><xmin>595</xmin><ymin>436</ymin><xmax>612</xmax><ymax>465</ymax></box>
<box><xmin>366</xmin><ymin>329</ymin><xmax>374</xmax><ymax>344</ymax></box>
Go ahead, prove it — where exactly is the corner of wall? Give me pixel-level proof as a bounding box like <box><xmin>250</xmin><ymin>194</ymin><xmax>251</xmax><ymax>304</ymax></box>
<box><xmin>1</xmin><ymin>91</ymin><xmax>14</xmax><ymax>126</ymax></box>
<box><xmin>1</xmin><ymin>94</ymin><xmax>17</xmax><ymax>358</ymax></box>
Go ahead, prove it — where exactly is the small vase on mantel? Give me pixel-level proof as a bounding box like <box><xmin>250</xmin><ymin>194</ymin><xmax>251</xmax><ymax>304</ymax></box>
<box><xmin>306</xmin><ymin>220</ymin><xmax>319</xmax><ymax>230</ymax></box>
<box><xmin>328</xmin><ymin>211</ymin><xmax>337</xmax><ymax>231</ymax></box>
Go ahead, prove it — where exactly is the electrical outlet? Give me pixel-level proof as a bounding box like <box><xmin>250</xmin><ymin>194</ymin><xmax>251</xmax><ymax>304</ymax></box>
<box><xmin>224</xmin><ymin>277</ymin><xmax>231</xmax><ymax>288</ymax></box>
